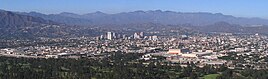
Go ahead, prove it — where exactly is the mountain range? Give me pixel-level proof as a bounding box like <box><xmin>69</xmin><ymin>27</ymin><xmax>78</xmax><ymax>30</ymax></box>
<box><xmin>18</xmin><ymin>10</ymin><xmax>268</xmax><ymax>26</ymax></box>
<box><xmin>1</xmin><ymin>9</ymin><xmax>268</xmax><ymax>39</ymax></box>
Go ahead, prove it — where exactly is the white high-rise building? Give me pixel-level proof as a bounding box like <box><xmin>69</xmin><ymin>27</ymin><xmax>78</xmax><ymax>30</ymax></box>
<box><xmin>107</xmin><ymin>32</ymin><xmax>112</xmax><ymax>40</ymax></box>
<box><xmin>140</xmin><ymin>32</ymin><xmax>144</xmax><ymax>37</ymax></box>
<box><xmin>112</xmin><ymin>32</ymin><xmax>116</xmax><ymax>39</ymax></box>
<box><xmin>122</xmin><ymin>34</ymin><xmax>126</xmax><ymax>39</ymax></box>
<box><xmin>134</xmin><ymin>32</ymin><xmax>140</xmax><ymax>39</ymax></box>
<box><xmin>100</xmin><ymin>35</ymin><xmax>104</xmax><ymax>39</ymax></box>
<box><xmin>152</xmin><ymin>35</ymin><xmax>158</xmax><ymax>41</ymax></box>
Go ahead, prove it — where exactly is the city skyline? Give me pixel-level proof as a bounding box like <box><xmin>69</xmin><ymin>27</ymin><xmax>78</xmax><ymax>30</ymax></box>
<box><xmin>1</xmin><ymin>0</ymin><xmax>268</xmax><ymax>19</ymax></box>
<box><xmin>1</xmin><ymin>0</ymin><xmax>268</xmax><ymax>78</ymax></box>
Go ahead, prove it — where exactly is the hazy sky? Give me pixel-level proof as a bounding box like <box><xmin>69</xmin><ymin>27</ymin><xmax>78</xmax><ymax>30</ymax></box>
<box><xmin>1</xmin><ymin>0</ymin><xmax>267</xmax><ymax>18</ymax></box>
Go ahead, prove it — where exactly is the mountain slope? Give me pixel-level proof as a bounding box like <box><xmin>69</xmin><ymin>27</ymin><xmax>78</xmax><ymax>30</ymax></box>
<box><xmin>0</xmin><ymin>10</ymin><xmax>72</xmax><ymax>39</ymax></box>
<box><xmin>0</xmin><ymin>10</ymin><xmax>55</xmax><ymax>28</ymax></box>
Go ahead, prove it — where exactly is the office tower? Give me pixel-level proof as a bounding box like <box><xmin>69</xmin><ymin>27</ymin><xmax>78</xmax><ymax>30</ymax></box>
<box><xmin>107</xmin><ymin>32</ymin><xmax>112</xmax><ymax>40</ymax></box>
<box><xmin>134</xmin><ymin>32</ymin><xmax>140</xmax><ymax>39</ymax></box>
<box><xmin>100</xmin><ymin>35</ymin><xmax>104</xmax><ymax>39</ymax></box>
<box><xmin>152</xmin><ymin>35</ymin><xmax>158</xmax><ymax>41</ymax></box>
<box><xmin>112</xmin><ymin>32</ymin><xmax>116</xmax><ymax>39</ymax></box>
<box><xmin>140</xmin><ymin>32</ymin><xmax>144</xmax><ymax>37</ymax></box>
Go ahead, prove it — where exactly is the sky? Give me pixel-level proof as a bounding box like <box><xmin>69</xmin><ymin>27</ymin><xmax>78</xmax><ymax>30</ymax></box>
<box><xmin>0</xmin><ymin>0</ymin><xmax>267</xmax><ymax>18</ymax></box>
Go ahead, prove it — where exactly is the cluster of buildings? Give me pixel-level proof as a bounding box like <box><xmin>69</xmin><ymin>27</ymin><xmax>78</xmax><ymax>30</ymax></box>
<box><xmin>141</xmin><ymin>48</ymin><xmax>227</xmax><ymax>67</ymax></box>
<box><xmin>0</xmin><ymin>32</ymin><xmax>268</xmax><ymax>69</ymax></box>
<box><xmin>167</xmin><ymin>49</ymin><xmax>226</xmax><ymax>66</ymax></box>
<box><xmin>98</xmin><ymin>32</ymin><xmax>158</xmax><ymax>40</ymax></box>
<box><xmin>140</xmin><ymin>33</ymin><xmax>268</xmax><ymax>69</ymax></box>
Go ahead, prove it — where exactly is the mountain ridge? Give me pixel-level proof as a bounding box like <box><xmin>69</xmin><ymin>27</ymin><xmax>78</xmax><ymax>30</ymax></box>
<box><xmin>2</xmin><ymin>9</ymin><xmax>268</xmax><ymax>40</ymax></box>
<box><xmin>16</xmin><ymin>10</ymin><xmax>268</xmax><ymax>26</ymax></box>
